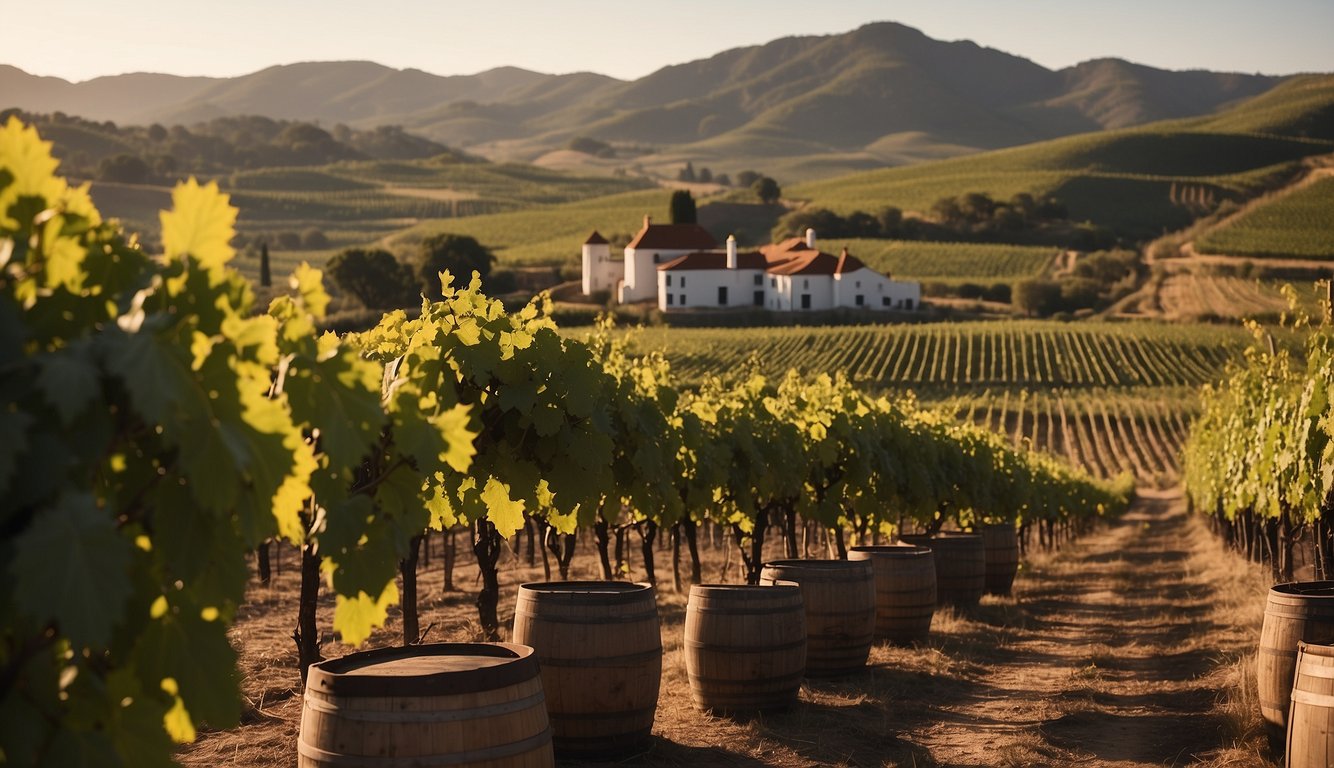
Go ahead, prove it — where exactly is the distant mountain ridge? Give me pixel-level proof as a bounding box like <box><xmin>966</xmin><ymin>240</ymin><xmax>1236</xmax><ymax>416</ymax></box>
<box><xmin>1</xmin><ymin>22</ymin><xmax>1300</xmax><ymax>177</ymax></box>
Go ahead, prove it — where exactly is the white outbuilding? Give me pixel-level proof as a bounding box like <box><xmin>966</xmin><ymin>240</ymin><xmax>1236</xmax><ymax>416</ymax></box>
<box><xmin>580</xmin><ymin>220</ymin><xmax>919</xmax><ymax>312</ymax></box>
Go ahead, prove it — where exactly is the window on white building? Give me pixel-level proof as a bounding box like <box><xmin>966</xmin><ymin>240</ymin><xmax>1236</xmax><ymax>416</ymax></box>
<box><xmin>681</xmin><ymin>277</ymin><xmax>686</xmax><ymax>287</ymax></box>
<box><xmin>666</xmin><ymin>274</ymin><xmax>672</xmax><ymax>286</ymax></box>
<box><xmin>667</xmin><ymin>293</ymin><xmax>674</xmax><ymax>305</ymax></box>
<box><xmin>856</xmin><ymin>280</ymin><xmax>861</xmax><ymax>288</ymax></box>
<box><xmin>770</xmin><ymin>277</ymin><xmax>776</xmax><ymax>287</ymax></box>
<box><xmin>803</xmin><ymin>278</ymin><xmax>809</xmax><ymax>289</ymax></box>
<box><xmin>855</xmin><ymin>295</ymin><xmax>864</xmax><ymax>306</ymax></box>
<box><xmin>882</xmin><ymin>296</ymin><xmax>891</xmax><ymax>307</ymax></box>
<box><xmin>754</xmin><ymin>274</ymin><xmax>763</xmax><ymax>286</ymax></box>
<box><xmin>718</xmin><ymin>286</ymin><xmax>728</xmax><ymax>305</ymax></box>
<box><xmin>681</xmin><ymin>294</ymin><xmax>686</xmax><ymax>306</ymax></box>
<box><xmin>801</xmin><ymin>294</ymin><xmax>811</xmax><ymax>309</ymax></box>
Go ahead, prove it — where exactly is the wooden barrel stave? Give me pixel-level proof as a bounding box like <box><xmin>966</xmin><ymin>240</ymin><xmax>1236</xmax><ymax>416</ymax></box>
<box><xmin>511</xmin><ymin>581</ymin><xmax>661</xmax><ymax>758</ymax></box>
<box><xmin>299</xmin><ymin>642</ymin><xmax>553</xmax><ymax>768</ymax></box>
<box><xmin>979</xmin><ymin>523</ymin><xmax>1020</xmax><ymax>595</ymax></box>
<box><xmin>685</xmin><ymin>584</ymin><xmax>806</xmax><ymax>713</ymax></box>
<box><xmin>1287</xmin><ymin>641</ymin><xmax>1334</xmax><ymax>768</ymax></box>
<box><xmin>1259</xmin><ymin>581</ymin><xmax>1334</xmax><ymax>730</ymax></box>
<box><xmin>847</xmin><ymin>545</ymin><xmax>936</xmax><ymax>643</ymax></box>
<box><xmin>760</xmin><ymin>559</ymin><xmax>875</xmax><ymax>676</ymax></box>
<box><xmin>899</xmin><ymin>532</ymin><xmax>986</xmax><ymax>607</ymax></box>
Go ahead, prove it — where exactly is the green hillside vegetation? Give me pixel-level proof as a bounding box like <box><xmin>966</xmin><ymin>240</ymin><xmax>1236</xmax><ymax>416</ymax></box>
<box><xmin>787</xmin><ymin>77</ymin><xmax>1334</xmax><ymax>238</ymax></box>
<box><xmin>829</xmin><ymin>239</ymin><xmax>1057</xmax><ymax>285</ymax></box>
<box><xmin>392</xmin><ymin>188</ymin><xmax>676</xmax><ymax>265</ymax></box>
<box><xmin>1196</xmin><ymin>176</ymin><xmax>1334</xmax><ymax>260</ymax></box>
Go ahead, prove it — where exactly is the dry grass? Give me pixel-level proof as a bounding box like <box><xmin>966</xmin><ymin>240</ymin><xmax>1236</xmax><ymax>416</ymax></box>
<box><xmin>178</xmin><ymin>492</ymin><xmax>1284</xmax><ymax>767</ymax></box>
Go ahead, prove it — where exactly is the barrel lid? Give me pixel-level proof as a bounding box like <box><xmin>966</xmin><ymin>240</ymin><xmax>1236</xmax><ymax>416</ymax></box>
<box><xmin>900</xmin><ymin>532</ymin><xmax>983</xmax><ymax>542</ymax></box>
<box><xmin>518</xmin><ymin>580</ymin><xmax>654</xmax><ymax>604</ymax></box>
<box><xmin>690</xmin><ymin>583</ymin><xmax>800</xmax><ymax>597</ymax></box>
<box><xmin>307</xmin><ymin>642</ymin><xmax>538</xmax><ymax>697</ymax></box>
<box><xmin>762</xmin><ymin>559</ymin><xmax>872</xmax><ymax>573</ymax></box>
<box><xmin>1272</xmin><ymin>581</ymin><xmax>1334</xmax><ymax>598</ymax></box>
<box><xmin>848</xmin><ymin>544</ymin><xmax>932</xmax><ymax>558</ymax></box>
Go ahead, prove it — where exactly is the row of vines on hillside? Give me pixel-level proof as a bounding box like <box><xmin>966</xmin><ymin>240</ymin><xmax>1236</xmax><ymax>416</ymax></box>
<box><xmin>638</xmin><ymin>322</ymin><xmax>1246</xmax><ymax>391</ymax></box>
<box><xmin>1183</xmin><ymin>296</ymin><xmax>1334</xmax><ymax>581</ymax></box>
<box><xmin>0</xmin><ymin>117</ymin><xmax>1129</xmax><ymax>768</ymax></box>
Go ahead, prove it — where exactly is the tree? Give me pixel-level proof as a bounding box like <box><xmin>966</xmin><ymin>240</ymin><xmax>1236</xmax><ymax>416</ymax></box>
<box><xmin>97</xmin><ymin>153</ymin><xmax>149</xmax><ymax>184</ymax></box>
<box><xmin>736</xmin><ymin>170</ymin><xmax>761</xmax><ymax>188</ymax></box>
<box><xmin>326</xmin><ymin>247</ymin><xmax>416</xmax><ymax>308</ymax></box>
<box><xmin>753</xmin><ymin>176</ymin><xmax>781</xmax><ymax>205</ymax></box>
<box><xmin>697</xmin><ymin>167</ymin><xmax>713</xmax><ymax>183</ymax></box>
<box><xmin>677</xmin><ymin>161</ymin><xmax>696</xmax><ymax>183</ymax></box>
<box><xmin>417</xmin><ymin>233</ymin><xmax>496</xmax><ymax>300</ymax></box>
<box><xmin>877</xmin><ymin>206</ymin><xmax>903</xmax><ymax>237</ymax></box>
<box><xmin>300</xmin><ymin>227</ymin><xmax>329</xmax><ymax>250</ymax></box>
<box><xmin>259</xmin><ymin>242</ymin><xmax>272</xmax><ymax>287</ymax></box>
<box><xmin>669</xmin><ymin>190</ymin><xmax>697</xmax><ymax>224</ymax></box>
<box><xmin>1013</xmin><ymin>279</ymin><xmax>1063</xmax><ymax>317</ymax></box>
<box><xmin>715</xmin><ymin>173</ymin><xmax>732</xmax><ymax>187</ymax></box>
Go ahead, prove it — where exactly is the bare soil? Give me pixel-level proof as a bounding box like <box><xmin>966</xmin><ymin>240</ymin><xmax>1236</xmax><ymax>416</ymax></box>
<box><xmin>178</xmin><ymin>488</ymin><xmax>1276</xmax><ymax>767</ymax></box>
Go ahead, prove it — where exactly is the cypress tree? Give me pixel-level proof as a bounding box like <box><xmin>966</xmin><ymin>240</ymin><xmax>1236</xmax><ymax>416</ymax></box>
<box><xmin>259</xmin><ymin>241</ymin><xmax>272</xmax><ymax>287</ymax></box>
<box><xmin>669</xmin><ymin>190</ymin><xmax>697</xmax><ymax>224</ymax></box>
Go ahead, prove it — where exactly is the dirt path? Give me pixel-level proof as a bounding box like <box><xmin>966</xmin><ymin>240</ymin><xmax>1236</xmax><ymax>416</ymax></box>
<box><xmin>179</xmin><ymin>489</ymin><xmax>1271</xmax><ymax>767</ymax></box>
<box><xmin>903</xmin><ymin>487</ymin><xmax>1265</xmax><ymax>767</ymax></box>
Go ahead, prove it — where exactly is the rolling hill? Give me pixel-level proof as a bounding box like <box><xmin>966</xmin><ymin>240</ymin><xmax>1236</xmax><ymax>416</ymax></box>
<box><xmin>2</xmin><ymin>22</ymin><xmax>1297</xmax><ymax>179</ymax></box>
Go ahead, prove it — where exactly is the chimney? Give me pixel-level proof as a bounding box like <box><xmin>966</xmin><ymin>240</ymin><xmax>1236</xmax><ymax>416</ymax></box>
<box><xmin>726</xmin><ymin>235</ymin><xmax>737</xmax><ymax>269</ymax></box>
<box><xmin>805</xmin><ymin>228</ymin><xmax>816</xmax><ymax>249</ymax></box>
<box><xmin>643</xmin><ymin>214</ymin><xmax>652</xmax><ymax>228</ymax></box>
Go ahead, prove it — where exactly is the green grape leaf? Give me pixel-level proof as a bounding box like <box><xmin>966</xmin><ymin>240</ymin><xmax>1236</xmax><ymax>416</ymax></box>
<box><xmin>159</xmin><ymin>179</ymin><xmax>235</xmax><ymax>271</ymax></box>
<box><xmin>134</xmin><ymin>602</ymin><xmax>240</xmax><ymax>732</ymax></box>
<box><xmin>283</xmin><ymin>349</ymin><xmax>383</xmax><ymax>473</ymax></box>
<box><xmin>480</xmin><ymin>477</ymin><xmax>525</xmax><ymax>538</ymax></box>
<box><xmin>35</xmin><ymin>341</ymin><xmax>100</xmax><ymax>424</ymax></box>
<box><xmin>0</xmin><ymin>408</ymin><xmax>32</xmax><ymax>496</ymax></box>
<box><xmin>105</xmin><ymin>669</ymin><xmax>174</xmax><ymax>768</ymax></box>
<box><xmin>11</xmin><ymin>491</ymin><xmax>132</xmax><ymax>649</ymax></box>
<box><xmin>334</xmin><ymin>582</ymin><xmax>398</xmax><ymax>646</ymax></box>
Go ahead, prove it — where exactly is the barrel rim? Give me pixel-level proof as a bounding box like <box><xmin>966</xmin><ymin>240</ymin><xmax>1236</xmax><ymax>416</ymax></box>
<box><xmin>762</xmin><ymin>559</ymin><xmax>873</xmax><ymax>572</ymax></box>
<box><xmin>1271</xmin><ymin>580</ymin><xmax>1334</xmax><ymax>598</ymax></box>
<box><xmin>689</xmin><ymin>583</ymin><xmax>801</xmax><ymax>597</ymax></box>
<box><xmin>1296</xmin><ymin>640</ymin><xmax>1334</xmax><ymax>658</ymax></box>
<box><xmin>847</xmin><ymin>545</ymin><xmax>932</xmax><ymax>558</ymax></box>
<box><xmin>899</xmin><ymin>532</ymin><xmax>984</xmax><ymax>543</ymax></box>
<box><xmin>518</xmin><ymin>580</ymin><xmax>655</xmax><ymax>603</ymax></box>
<box><xmin>307</xmin><ymin>642</ymin><xmax>538</xmax><ymax>698</ymax></box>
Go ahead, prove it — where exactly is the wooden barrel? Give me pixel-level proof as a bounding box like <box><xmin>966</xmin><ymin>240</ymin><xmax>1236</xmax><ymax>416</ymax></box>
<box><xmin>511</xmin><ymin>581</ymin><xmax>661</xmax><ymax>758</ymax></box>
<box><xmin>684</xmin><ymin>584</ymin><xmax>806</xmax><ymax>713</ymax></box>
<box><xmin>1288</xmin><ymin>641</ymin><xmax>1334</xmax><ymax>768</ymax></box>
<box><xmin>760</xmin><ymin>559</ymin><xmax>875</xmax><ymax>677</ymax></box>
<box><xmin>847</xmin><ymin>545</ymin><xmax>936</xmax><ymax>644</ymax></box>
<box><xmin>899</xmin><ymin>532</ymin><xmax>986</xmax><ymax>606</ymax></box>
<box><xmin>299</xmin><ymin>642</ymin><xmax>553</xmax><ymax>768</ymax></box>
<box><xmin>979</xmin><ymin>523</ymin><xmax>1020</xmax><ymax>596</ymax></box>
<box><xmin>1259</xmin><ymin>581</ymin><xmax>1334</xmax><ymax>729</ymax></box>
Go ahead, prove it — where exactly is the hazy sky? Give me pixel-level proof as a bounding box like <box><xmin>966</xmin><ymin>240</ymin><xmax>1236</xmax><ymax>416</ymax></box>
<box><xmin>10</xmin><ymin>0</ymin><xmax>1333</xmax><ymax>82</ymax></box>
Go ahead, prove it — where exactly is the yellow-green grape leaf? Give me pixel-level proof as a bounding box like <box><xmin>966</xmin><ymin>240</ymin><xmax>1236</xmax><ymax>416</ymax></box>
<box><xmin>272</xmin><ymin>433</ymin><xmax>318</xmax><ymax>543</ymax></box>
<box><xmin>290</xmin><ymin>262</ymin><xmax>330</xmax><ymax>320</ymax></box>
<box><xmin>0</xmin><ymin>116</ymin><xmax>62</xmax><ymax>229</ymax></box>
<box><xmin>334</xmin><ymin>582</ymin><xmax>398</xmax><ymax>646</ymax></box>
<box><xmin>160</xmin><ymin>178</ymin><xmax>236</xmax><ymax>271</ymax></box>
<box><xmin>161</xmin><ymin>689</ymin><xmax>196</xmax><ymax>744</ymax></box>
<box><xmin>435</xmin><ymin>403</ymin><xmax>477</xmax><ymax>473</ymax></box>
<box><xmin>480</xmin><ymin>477</ymin><xmax>525</xmax><ymax>538</ymax></box>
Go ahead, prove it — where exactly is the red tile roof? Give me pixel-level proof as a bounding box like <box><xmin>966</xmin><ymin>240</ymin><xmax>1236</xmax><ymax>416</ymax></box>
<box><xmin>766</xmin><ymin>250</ymin><xmax>841</xmax><ymax>276</ymax></box>
<box><xmin>657</xmin><ymin>250</ymin><xmax>767</xmax><ymax>271</ymax></box>
<box><xmin>835</xmin><ymin>248</ymin><xmax>866</xmax><ymax>274</ymax></box>
<box><xmin>761</xmin><ymin>237</ymin><xmax>812</xmax><ymax>262</ymax></box>
<box><xmin>584</xmin><ymin>230</ymin><xmax>609</xmax><ymax>245</ymax></box>
<box><xmin>627</xmin><ymin>220</ymin><xmax>718</xmax><ymax>251</ymax></box>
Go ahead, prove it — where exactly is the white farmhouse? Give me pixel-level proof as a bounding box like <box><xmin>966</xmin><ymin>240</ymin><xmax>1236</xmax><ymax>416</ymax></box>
<box><xmin>580</xmin><ymin>218</ymin><xmax>919</xmax><ymax>312</ymax></box>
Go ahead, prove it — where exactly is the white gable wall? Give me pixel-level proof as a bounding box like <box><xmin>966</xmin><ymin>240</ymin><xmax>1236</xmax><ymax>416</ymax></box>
<box><xmin>622</xmin><ymin>247</ymin><xmax>697</xmax><ymax>303</ymax></box>
<box><xmin>833</xmin><ymin>268</ymin><xmax>920</xmax><ymax>310</ymax></box>
<box><xmin>658</xmin><ymin>268</ymin><xmax>767</xmax><ymax>311</ymax></box>
<box><xmin>581</xmin><ymin>242</ymin><xmax>618</xmax><ymax>295</ymax></box>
